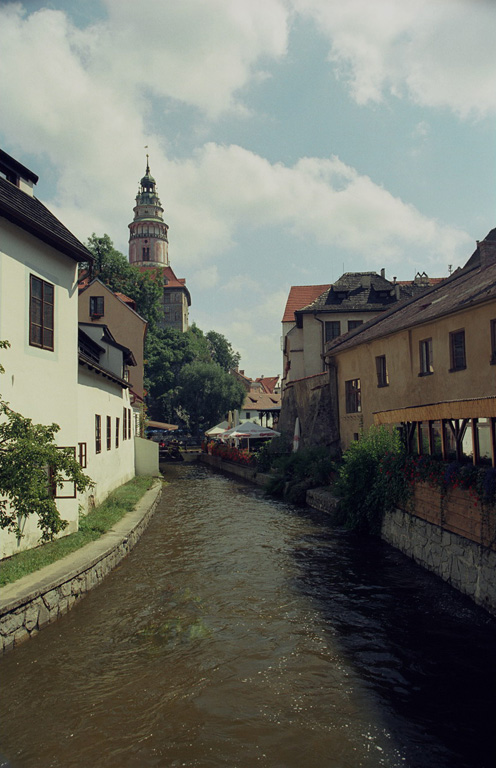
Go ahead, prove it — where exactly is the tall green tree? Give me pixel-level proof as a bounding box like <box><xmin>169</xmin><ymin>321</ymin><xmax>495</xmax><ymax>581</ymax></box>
<box><xmin>177</xmin><ymin>361</ymin><xmax>246</xmax><ymax>433</ymax></box>
<box><xmin>206</xmin><ymin>330</ymin><xmax>241</xmax><ymax>371</ymax></box>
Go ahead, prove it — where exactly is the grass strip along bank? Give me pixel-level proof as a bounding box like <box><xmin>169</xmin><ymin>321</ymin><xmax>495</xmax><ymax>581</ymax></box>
<box><xmin>0</xmin><ymin>476</ymin><xmax>157</xmax><ymax>586</ymax></box>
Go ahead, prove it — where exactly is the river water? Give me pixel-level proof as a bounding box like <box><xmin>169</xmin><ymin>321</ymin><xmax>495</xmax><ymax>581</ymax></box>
<box><xmin>1</xmin><ymin>463</ymin><xmax>495</xmax><ymax>768</ymax></box>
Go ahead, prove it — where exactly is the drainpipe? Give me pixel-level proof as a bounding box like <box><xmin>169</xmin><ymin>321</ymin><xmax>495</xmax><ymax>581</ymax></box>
<box><xmin>314</xmin><ymin>313</ymin><xmax>326</xmax><ymax>373</ymax></box>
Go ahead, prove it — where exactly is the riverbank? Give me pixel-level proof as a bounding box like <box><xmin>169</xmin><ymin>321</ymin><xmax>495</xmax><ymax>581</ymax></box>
<box><xmin>199</xmin><ymin>453</ymin><xmax>496</xmax><ymax>617</ymax></box>
<box><xmin>0</xmin><ymin>479</ymin><xmax>162</xmax><ymax>654</ymax></box>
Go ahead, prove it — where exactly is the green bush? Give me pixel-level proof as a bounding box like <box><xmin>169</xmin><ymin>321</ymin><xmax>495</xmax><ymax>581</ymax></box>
<box><xmin>265</xmin><ymin>446</ymin><xmax>336</xmax><ymax>502</ymax></box>
<box><xmin>334</xmin><ymin>426</ymin><xmax>408</xmax><ymax>534</ymax></box>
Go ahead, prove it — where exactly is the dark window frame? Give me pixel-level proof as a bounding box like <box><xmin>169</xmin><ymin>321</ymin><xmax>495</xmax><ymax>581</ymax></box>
<box><xmin>50</xmin><ymin>447</ymin><xmax>77</xmax><ymax>499</ymax></box>
<box><xmin>106</xmin><ymin>415</ymin><xmax>112</xmax><ymax>451</ymax></box>
<box><xmin>348</xmin><ymin>320</ymin><xmax>363</xmax><ymax>332</ymax></box>
<box><xmin>325</xmin><ymin>321</ymin><xmax>341</xmax><ymax>344</ymax></box>
<box><xmin>449</xmin><ymin>329</ymin><xmax>466</xmax><ymax>371</ymax></box>
<box><xmin>375</xmin><ymin>355</ymin><xmax>388</xmax><ymax>387</ymax></box>
<box><xmin>78</xmin><ymin>442</ymin><xmax>87</xmax><ymax>468</ymax></box>
<box><xmin>95</xmin><ymin>414</ymin><xmax>102</xmax><ymax>454</ymax></box>
<box><xmin>115</xmin><ymin>417</ymin><xmax>120</xmax><ymax>448</ymax></box>
<box><xmin>345</xmin><ymin>379</ymin><xmax>361</xmax><ymax>413</ymax></box>
<box><xmin>29</xmin><ymin>274</ymin><xmax>54</xmax><ymax>351</ymax></box>
<box><xmin>90</xmin><ymin>295</ymin><xmax>105</xmax><ymax>318</ymax></box>
<box><xmin>490</xmin><ymin>319</ymin><xmax>496</xmax><ymax>364</ymax></box>
<box><xmin>419</xmin><ymin>338</ymin><xmax>433</xmax><ymax>376</ymax></box>
<box><xmin>123</xmin><ymin>407</ymin><xmax>127</xmax><ymax>441</ymax></box>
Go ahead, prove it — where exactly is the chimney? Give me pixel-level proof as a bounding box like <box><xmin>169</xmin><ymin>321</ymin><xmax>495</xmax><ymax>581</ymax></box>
<box><xmin>478</xmin><ymin>238</ymin><xmax>496</xmax><ymax>267</ymax></box>
<box><xmin>380</xmin><ymin>268</ymin><xmax>385</xmax><ymax>278</ymax></box>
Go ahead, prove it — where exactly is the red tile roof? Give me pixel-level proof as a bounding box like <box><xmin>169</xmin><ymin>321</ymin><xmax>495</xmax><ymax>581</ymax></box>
<box><xmin>255</xmin><ymin>376</ymin><xmax>280</xmax><ymax>393</ymax></box>
<box><xmin>282</xmin><ymin>285</ymin><xmax>331</xmax><ymax>323</ymax></box>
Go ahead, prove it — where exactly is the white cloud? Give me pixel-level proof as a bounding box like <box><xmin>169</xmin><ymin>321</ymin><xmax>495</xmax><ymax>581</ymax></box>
<box><xmin>168</xmin><ymin>143</ymin><xmax>471</xmax><ymax>269</ymax></box>
<box><xmin>90</xmin><ymin>0</ymin><xmax>289</xmax><ymax>119</ymax></box>
<box><xmin>291</xmin><ymin>0</ymin><xmax>496</xmax><ymax>117</ymax></box>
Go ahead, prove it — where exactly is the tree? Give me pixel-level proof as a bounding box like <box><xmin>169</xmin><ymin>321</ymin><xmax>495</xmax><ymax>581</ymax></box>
<box><xmin>0</xmin><ymin>342</ymin><xmax>92</xmax><ymax>542</ymax></box>
<box><xmin>177</xmin><ymin>362</ymin><xmax>246</xmax><ymax>434</ymax></box>
<box><xmin>206</xmin><ymin>330</ymin><xmax>241</xmax><ymax>371</ymax></box>
<box><xmin>85</xmin><ymin>234</ymin><xmax>163</xmax><ymax>328</ymax></box>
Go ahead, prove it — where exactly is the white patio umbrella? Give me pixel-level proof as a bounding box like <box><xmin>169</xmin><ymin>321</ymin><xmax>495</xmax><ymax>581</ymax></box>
<box><xmin>293</xmin><ymin>417</ymin><xmax>300</xmax><ymax>452</ymax></box>
<box><xmin>205</xmin><ymin>420</ymin><xmax>230</xmax><ymax>437</ymax></box>
<box><xmin>222</xmin><ymin>421</ymin><xmax>280</xmax><ymax>451</ymax></box>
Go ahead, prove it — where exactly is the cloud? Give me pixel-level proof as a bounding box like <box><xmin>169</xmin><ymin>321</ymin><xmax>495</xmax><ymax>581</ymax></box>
<box><xmin>291</xmin><ymin>0</ymin><xmax>496</xmax><ymax>118</ymax></box>
<box><xmin>168</xmin><ymin>143</ymin><xmax>471</xmax><ymax>270</ymax></box>
<box><xmin>88</xmin><ymin>0</ymin><xmax>290</xmax><ymax>119</ymax></box>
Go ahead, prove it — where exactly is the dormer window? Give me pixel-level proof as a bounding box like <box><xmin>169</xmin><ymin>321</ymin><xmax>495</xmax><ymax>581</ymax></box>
<box><xmin>90</xmin><ymin>296</ymin><xmax>104</xmax><ymax>318</ymax></box>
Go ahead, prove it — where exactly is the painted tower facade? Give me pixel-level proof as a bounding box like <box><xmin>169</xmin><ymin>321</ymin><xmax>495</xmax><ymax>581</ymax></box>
<box><xmin>128</xmin><ymin>157</ymin><xmax>190</xmax><ymax>331</ymax></box>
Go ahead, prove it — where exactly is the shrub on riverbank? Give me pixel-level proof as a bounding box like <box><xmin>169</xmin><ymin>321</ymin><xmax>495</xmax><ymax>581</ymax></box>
<box><xmin>265</xmin><ymin>446</ymin><xmax>336</xmax><ymax>504</ymax></box>
<box><xmin>0</xmin><ymin>476</ymin><xmax>157</xmax><ymax>586</ymax></box>
<box><xmin>333</xmin><ymin>426</ymin><xmax>408</xmax><ymax>534</ymax></box>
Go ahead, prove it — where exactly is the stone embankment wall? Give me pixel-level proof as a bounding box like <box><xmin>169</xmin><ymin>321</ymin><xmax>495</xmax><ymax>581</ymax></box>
<box><xmin>381</xmin><ymin>482</ymin><xmax>496</xmax><ymax>617</ymax></box>
<box><xmin>199</xmin><ymin>454</ymin><xmax>272</xmax><ymax>487</ymax></box>
<box><xmin>0</xmin><ymin>481</ymin><xmax>162</xmax><ymax>654</ymax></box>
<box><xmin>279</xmin><ymin>373</ymin><xmax>340</xmax><ymax>451</ymax></box>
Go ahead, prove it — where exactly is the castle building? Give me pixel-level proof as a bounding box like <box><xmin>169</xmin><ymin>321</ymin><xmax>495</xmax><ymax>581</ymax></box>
<box><xmin>128</xmin><ymin>157</ymin><xmax>190</xmax><ymax>331</ymax></box>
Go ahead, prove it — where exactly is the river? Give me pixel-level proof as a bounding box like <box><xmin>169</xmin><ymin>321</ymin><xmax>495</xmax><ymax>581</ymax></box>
<box><xmin>1</xmin><ymin>463</ymin><xmax>495</xmax><ymax>768</ymax></box>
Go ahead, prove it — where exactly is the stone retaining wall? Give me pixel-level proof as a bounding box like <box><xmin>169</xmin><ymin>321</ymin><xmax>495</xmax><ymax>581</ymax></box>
<box><xmin>0</xmin><ymin>481</ymin><xmax>162</xmax><ymax>654</ymax></box>
<box><xmin>381</xmin><ymin>507</ymin><xmax>496</xmax><ymax>617</ymax></box>
<box><xmin>199</xmin><ymin>453</ymin><xmax>272</xmax><ymax>487</ymax></box>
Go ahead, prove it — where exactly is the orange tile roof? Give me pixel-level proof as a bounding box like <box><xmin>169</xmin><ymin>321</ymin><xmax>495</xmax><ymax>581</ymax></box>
<box><xmin>255</xmin><ymin>376</ymin><xmax>279</xmax><ymax>393</ymax></box>
<box><xmin>282</xmin><ymin>285</ymin><xmax>331</xmax><ymax>323</ymax></box>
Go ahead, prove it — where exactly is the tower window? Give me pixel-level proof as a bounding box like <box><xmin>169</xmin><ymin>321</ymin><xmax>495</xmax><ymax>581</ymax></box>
<box><xmin>142</xmin><ymin>247</ymin><xmax>150</xmax><ymax>259</ymax></box>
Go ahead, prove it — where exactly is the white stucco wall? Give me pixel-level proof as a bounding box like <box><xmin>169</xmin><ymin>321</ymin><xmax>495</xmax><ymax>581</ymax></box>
<box><xmin>77</xmin><ymin>369</ymin><xmax>135</xmax><ymax>512</ymax></box>
<box><xmin>0</xmin><ymin>221</ymin><xmax>81</xmax><ymax>557</ymax></box>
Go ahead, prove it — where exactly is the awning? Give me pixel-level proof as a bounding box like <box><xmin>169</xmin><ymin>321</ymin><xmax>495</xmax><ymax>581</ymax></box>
<box><xmin>147</xmin><ymin>420</ymin><xmax>178</xmax><ymax>431</ymax></box>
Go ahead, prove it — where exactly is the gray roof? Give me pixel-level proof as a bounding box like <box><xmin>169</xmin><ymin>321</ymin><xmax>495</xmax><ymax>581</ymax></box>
<box><xmin>326</xmin><ymin>231</ymin><xmax>496</xmax><ymax>355</ymax></box>
<box><xmin>296</xmin><ymin>271</ymin><xmax>429</xmax><ymax>317</ymax></box>
<box><xmin>0</xmin><ymin>176</ymin><xmax>92</xmax><ymax>263</ymax></box>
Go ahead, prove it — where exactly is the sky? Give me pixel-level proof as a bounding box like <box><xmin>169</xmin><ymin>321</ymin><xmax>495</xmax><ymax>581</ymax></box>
<box><xmin>1</xmin><ymin>0</ymin><xmax>495</xmax><ymax>379</ymax></box>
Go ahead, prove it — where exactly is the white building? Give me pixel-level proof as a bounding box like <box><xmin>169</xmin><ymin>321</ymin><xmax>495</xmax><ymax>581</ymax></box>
<box><xmin>0</xmin><ymin>149</ymin><xmax>150</xmax><ymax>558</ymax></box>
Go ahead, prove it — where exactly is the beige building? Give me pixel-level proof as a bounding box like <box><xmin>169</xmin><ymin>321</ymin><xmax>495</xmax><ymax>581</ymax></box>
<box><xmin>325</xmin><ymin>231</ymin><xmax>496</xmax><ymax>462</ymax></box>
<box><xmin>128</xmin><ymin>158</ymin><xmax>190</xmax><ymax>331</ymax></box>
<box><xmin>78</xmin><ymin>278</ymin><xmax>147</xmax><ymax>401</ymax></box>
<box><xmin>283</xmin><ymin>271</ymin><xmax>441</xmax><ymax>386</ymax></box>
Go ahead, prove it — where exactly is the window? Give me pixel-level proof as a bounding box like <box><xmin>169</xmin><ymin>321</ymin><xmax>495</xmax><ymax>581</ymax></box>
<box><xmin>491</xmin><ymin>320</ymin><xmax>496</xmax><ymax>364</ymax></box>
<box><xmin>29</xmin><ymin>275</ymin><xmax>54</xmax><ymax>350</ymax></box>
<box><xmin>325</xmin><ymin>321</ymin><xmax>341</xmax><ymax>343</ymax></box>
<box><xmin>142</xmin><ymin>247</ymin><xmax>150</xmax><ymax>259</ymax></box>
<box><xmin>348</xmin><ymin>320</ymin><xmax>363</xmax><ymax>332</ymax></box>
<box><xmin>375</xmin><ymin>355</ymin><xmax>388</xmax><ymax>387</ymax></box>
<box><xmin>95</xmin><ymin>415</ymin><xmax>102</xmax><ymax>454</ymax></box>
<box><xmin>123</xmin><ymin>407</ymin><xmax>127</xmax><ymax>440</ymax></box>
<box><xmin>90</xmin><ymin>296</ymin><xmax>104</xmax><ymax>318</ymax></box>
<box><xmin>450</xmin><ymin>330</ymin><xmax>466</xmax><ymax>371</ymax></box>
<box><xmin>419</xmin><ymin>338</ymin><xmax>433</xmax><ymax>375</ymax></box>
<box><xmin>107</xmin><ymin>416</ymin><xmax>112</xmax><ymax>450</ymax></box>
<box><xmin>50</xmin><ymin>447</ymin><xmax>77</xmax><ymax>499</ymax></box>
<box><xmin>78</xmin><ymin>442</ymin><xmax>87</xmax><ymax>468</ymax></box>
<box><xmin>345</xmin><ymin>379</ymin><xmax>361</xmax><ymax>413</ymax></box>
<box><xmin>127</xmin><ymin>409</ymin><xmax>132</xmax><ymax>440</ymax></box>
<box><xmin>115</xmin><ymin>417</ymin><xmax>120</xmax><ymax>448</ymax></box>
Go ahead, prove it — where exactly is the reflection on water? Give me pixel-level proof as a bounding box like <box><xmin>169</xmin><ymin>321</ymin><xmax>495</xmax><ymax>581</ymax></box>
<box><xmin>0</xmin><ymin>464</ymin><xmax>495</xmax><ymax>768</ymax></box>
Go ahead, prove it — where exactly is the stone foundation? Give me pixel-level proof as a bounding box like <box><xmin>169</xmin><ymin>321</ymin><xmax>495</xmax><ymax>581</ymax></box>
<box><xmin>381</xmin><ymin>507</ymin><xmax>496</xmax><ymax>617</ymax></box>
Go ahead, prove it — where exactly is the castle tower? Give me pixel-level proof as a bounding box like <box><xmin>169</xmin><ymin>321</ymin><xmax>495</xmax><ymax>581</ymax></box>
<box><xmin>128</xmin><ymin>157</ymin><xmax>190</xmax><ymax>331</ymax></box>
<box><xmin>128</xmin><ymin>155</ymin><xmax>169</xmax><ymax>267</ymax></box>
